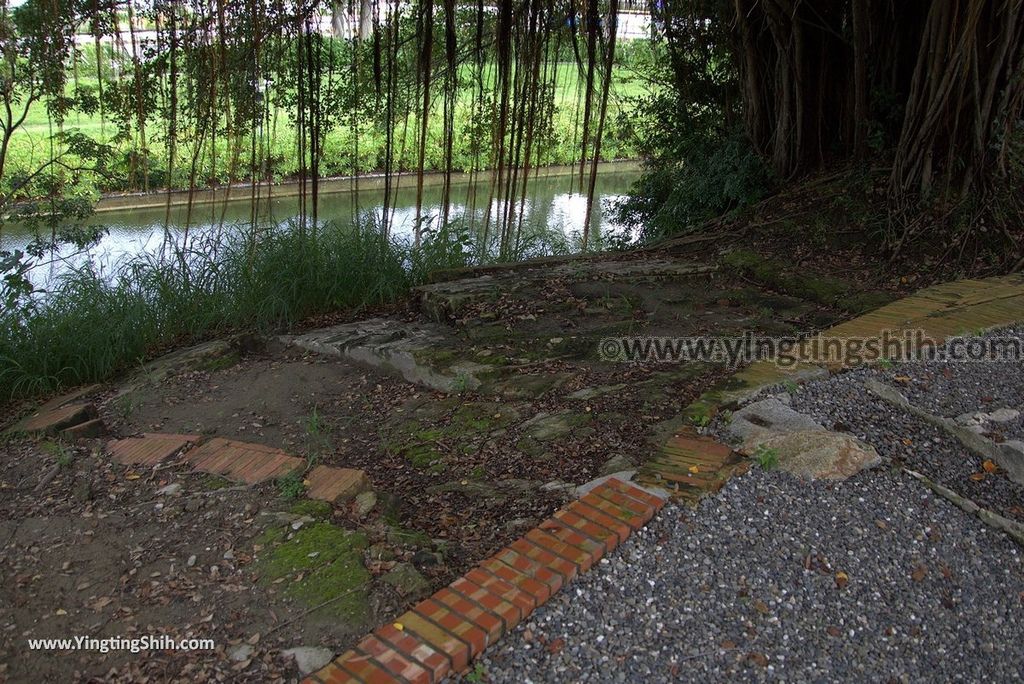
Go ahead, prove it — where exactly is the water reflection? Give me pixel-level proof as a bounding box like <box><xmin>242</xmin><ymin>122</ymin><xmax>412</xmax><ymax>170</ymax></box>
<box><xmin>1</xmin><ymin>167</ymin><xmax>639</xmax><ymax>288</ymax></box>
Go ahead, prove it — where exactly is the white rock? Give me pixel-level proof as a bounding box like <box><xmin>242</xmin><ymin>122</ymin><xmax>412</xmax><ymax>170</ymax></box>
<box><xmin>282</xmin><ymin>646</ymin><xmax>334</xmax><ymax>674</ymax></box>
<box><xmin>157</xmin><ymin>483</ymin><xmax>183</xmax><ymax>496</ymax></box>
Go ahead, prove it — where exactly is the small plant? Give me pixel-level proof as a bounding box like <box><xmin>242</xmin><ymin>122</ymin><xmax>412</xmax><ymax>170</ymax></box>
<box><xmin>877</xmin><ymin>358</ymin><xmax>894</xmax><ymax>370</ymax></box>
<box><xmin>465</xmin><ymin>663</ymin><xmax>488</xmax><ymax>683</ymax></box>
<box><xmin>753</xmin><ymin>444</ymin><xmax>779</xmax><ymax>470</ymax></box>
<box><xmin>277</xmin><ymin>471</ymin><xmax>306</xmax><ymax>500</ymax></box>
<box><xmin>451</xmin><ymin>373</ymin><xmax>471</xmax><ymax>393</ymax></box>
<box><xmin>782</xmin><ymin>379</ymin><xmax>799</xmax><ymax>394</ymax></box>
<box><xmin>41</xmin><ymin>440</ymin><xmax>73</xmax><ymax>468</ymax></box>
<box><xmin>690</xmin><ymin>411</ymin><xmax>711</xmax><ymax>427</ymax></box>
<box><xmin>304</xmin><ymin>406</ymin><xmax>330</xmax><ymax>466</ymax></box>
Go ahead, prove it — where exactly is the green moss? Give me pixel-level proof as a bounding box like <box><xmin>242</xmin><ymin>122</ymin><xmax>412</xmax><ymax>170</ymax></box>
<box><xmin>289</xmin><ymin>499</ymin><xmax>334</xmax><ymax>520</ymax></box>
<box><xmin>199</xmin><ymin>474</ymin><xmax>232</xmax><ymax>490</ymax></box>
<box><xmin>193</xmin><ymin>350</ymin><xmax>241</xmax><ymax>372</ymax></box>
<box><xmin>256</xmin><ymin>522</ymin><xmax>371</xmax><ymax>623</ymax></box>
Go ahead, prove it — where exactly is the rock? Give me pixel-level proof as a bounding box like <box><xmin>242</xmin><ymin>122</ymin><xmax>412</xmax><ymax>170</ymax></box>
<box><xmin>523</xmin><ymin>410</ymin><xmax>593</xmax><ymax>442</ymax></box>
<box><xmin>987</xmin><ymin>408</ymin><xmax>1020</xmax><ymax>422</ymax></box>
<box><xmin>540</xmin><ymin>480</ymin><xmax>574</xmax><ymax>492</ymax></box>
<box><xmin>727</xmin><ymin>398</ymin><xmax>825</xmax><ymax>449</ymax></box>
<box><xmin>600</xmin><ymin>455</ymin><xmax>636</xmax><ymax>476</ymax></box>
<box><xmin>187</xmin><ymin>554</ymin><xmax>197</xmax><ymax>567</ymax></box>
<box><xmin>282</xmin><ymin>646</ymin><xmax>335</xmax><ymax>675</ymax></box>
<box><xmin>381</xmin><ymin>562</ymin><xmax>431</xmax><ymax>599</ymax></box>
<box><xmin>574</xmin><ymin>473</ymin><xmax>669</xmax><ymax>501</ymax></box>
<box><xmin>366</xmin><ymin>543</ymin><xmax>396</xmax><ymax>562</ymax></box>
<box><xmin>228</xmin><ymin>644</ymin><xmax>254</xmax><ymax>662</ymax></box>
<box><xmin>412</xmin><ymin>549</ymin><xmax>444</xmax><ymax>567</ymax></box>
<box><xmin>282</xmin><ymin>318</ymin><xmax>496</xmax><ymax>393</ymax></box>
<box><xmin>353</xmin><ymin>490</ymin><xmax>377</xmax><ymax>517</ymax></box>
<box><xmin>568</xmin><ymin>384</ymin><xmax>628</xmax><ymax>401</ymax></box>
<box><xmin>157</xmin><ymin>483</ymin><xmax>183</xmax><ymax>496</ymax></box>
<box><xmin>751</xmin><ymin>430</ymin><xmax>881</xmax><ymax>480</ymax></box>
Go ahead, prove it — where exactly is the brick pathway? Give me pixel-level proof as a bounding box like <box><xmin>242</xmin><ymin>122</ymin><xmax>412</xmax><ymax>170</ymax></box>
<box><xmin>104</xmin><ymin>433</ymin><xmax>368</xmax><ymax>503</ymax></box>
<box><xmin>307</xmin><ymin>476</ymin><xmax>665</xmax><ymax>684</ymax></box>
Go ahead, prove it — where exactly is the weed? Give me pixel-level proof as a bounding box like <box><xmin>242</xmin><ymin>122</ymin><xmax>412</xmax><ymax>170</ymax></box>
<box><xmin>466</xmin><ymin>663</ymin><xmax>488</xmax><ymax>683</ymax></box>
<box><xmin>277</xmin><ymin>471</ymin><xmax>306</xmax><ymax>500</ymax></box>
<box><xmin>782</xmin><ymin>379</ymin><xmax>799</xmax><ymax>394</ymax></box>
<box><xmin>877</xmin><ymin>358</ymin><xmax>894</xmax><ymax>370</ymax></box>
<box><xmin>753</xmin><ymin>444</ymin><xmax>779</xmax><ymax>470</ymax></box>
<box><xmin>41</xmin><ymin>440</ymin><xmax>73</xmax><ymax>467</ymax></box>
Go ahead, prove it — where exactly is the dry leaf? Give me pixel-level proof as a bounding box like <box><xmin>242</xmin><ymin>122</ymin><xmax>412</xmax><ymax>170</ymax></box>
<box><xmin>982</xmin><ymin>459</ymin><xmax>998</xmax><ymax>473</ymax></box>
<box><xmin>969</xmin><ymin>472</ymin><xmax>986</xmax><ymax>481</ymax></box>
<box><xmin>834</xmin><ymin>571</ymin><xmax>849</xmax><ymax>589</ymax></box>
<box><xmin>911</xmin><ymin>564</ymin><xmax>927</xmax><ymax>582</ymax></box>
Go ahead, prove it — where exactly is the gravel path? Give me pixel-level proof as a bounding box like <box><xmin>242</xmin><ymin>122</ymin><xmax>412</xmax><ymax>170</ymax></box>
<box><xmin>785</xmin><ymin>337</ymin><xmax>1024</xmax><ymax>520</ymax></box>
<box><xmin>469</xmin><ymin>326</ymin><xmax>1024</xmax><ymax>682</ymax></box>
<box><xmin>469</xmin><ymin>469</ymin><xmax>1024</xmax><ymax>682</ymax></box>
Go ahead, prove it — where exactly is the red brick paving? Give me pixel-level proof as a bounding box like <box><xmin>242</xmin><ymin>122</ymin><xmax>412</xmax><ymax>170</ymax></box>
<box><xmin>183</xmin><ymin>437</ymin><xmax>304</xmax><ymax>484</ymax></box>
<box><xmin>306</xmin><ymin>465</ymin><xmax>369</xmax><ymax>503</ymax></box>
<box><xmin>14</xmin><ymin>402</ymin><xmax>98</xmax><ymax>436</ymax></box>
<box><xmin>107</xmin><ymin>433</ymin><xmax>201</xmax><ymax>467</ymax></box>
<box><xmin>306</xmin><ymin>477</ymin><xmax>668</xmax><ymax>684</ymax></box>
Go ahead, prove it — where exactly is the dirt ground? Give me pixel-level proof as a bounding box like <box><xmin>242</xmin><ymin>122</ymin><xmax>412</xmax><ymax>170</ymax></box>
<box><xmin>0</xmin><ymin>241</ymin><xmax>902</xmax><ymax>682</ymax></box>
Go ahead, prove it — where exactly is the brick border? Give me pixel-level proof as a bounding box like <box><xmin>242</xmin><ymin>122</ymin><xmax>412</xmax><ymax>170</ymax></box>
<box><xmin>306</xmin><ymin>477</ymin><xmax>666</xmax><ymax>684</ymax></box>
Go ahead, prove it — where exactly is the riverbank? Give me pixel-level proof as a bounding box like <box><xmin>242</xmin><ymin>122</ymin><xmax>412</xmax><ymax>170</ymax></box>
<box><xmin>90</xmin><ymin>161</ymin><xmax>643</xmax><ymax>214</ymax></box>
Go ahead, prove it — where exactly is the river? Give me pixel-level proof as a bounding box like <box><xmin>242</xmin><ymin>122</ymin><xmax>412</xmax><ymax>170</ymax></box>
<box><xmin>1</xmin><ymin>164</ymin><xmax>641</xmax><ymax>289</ymax></box>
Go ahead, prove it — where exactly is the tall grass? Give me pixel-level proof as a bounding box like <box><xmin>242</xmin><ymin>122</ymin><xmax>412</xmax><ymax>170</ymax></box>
<box><xmin>0</xmin><ymin>218</ymin><xmax>475</xmax><ymax>403</ymax></box>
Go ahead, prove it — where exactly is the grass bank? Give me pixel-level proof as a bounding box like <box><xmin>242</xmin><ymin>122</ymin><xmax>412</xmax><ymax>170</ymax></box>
<box><xmin>0</xmin><ymin>219</ymin><xmax>491</xmax><ymax>404</ymax></box>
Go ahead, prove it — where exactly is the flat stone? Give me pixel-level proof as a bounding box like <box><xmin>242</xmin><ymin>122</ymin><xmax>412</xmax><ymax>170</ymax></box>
<box><xmin>600</xmin><ymin>454</ymin><xmax>636</xmax><ymax>476</ymax></box>
<box><xmin>282</xmin><ymin>318</ymin><xmax>495</xmax><ymax>393</ymax></box>
<box><xmin>523</xmin><ymin>410</ymin><xmax>593</xmax><ymax>442</ymax></box>
<box><xmin>381</xmin><ymin>562</ymin><xmax>431</xmax><ymax>599</ymax></box>
<box><xmin>727</xmin><ymin>398</ymin><xmax>825</xmax><ymax>449</ymax></box>
<box><xmin>157</xmin><ymin>483</ymin><xmax>183</xmax><ymax>496</ymax></box>
<box><xmin>282</xmin><ymin>646</ymin><xmax>335</xmax><ymax>675</ymax></box>
<box><xmin>353</xmin><ymin>490</ymin><xmax>377</xmax><ymax>517</ymax></box>
<box><xmin>568</xmin><ymin>383</ymin><xmax>628</xmax><ymax>401</ymax></box>
<box><xmin>752</xmin><ymin>430</ymin><xmax>881</xmax><ymax>480</ymax></box>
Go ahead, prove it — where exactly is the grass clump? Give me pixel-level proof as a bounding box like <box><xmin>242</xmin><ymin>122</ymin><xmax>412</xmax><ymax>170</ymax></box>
<box><xmin>0</xmin><ymin>218</ymin><xmax>472</xmax><ymax>404</ymax></box>
<box><xmin>753</xmin><ymin>444</ymin><xmax>780</xmax><ymax>470</ymax></box>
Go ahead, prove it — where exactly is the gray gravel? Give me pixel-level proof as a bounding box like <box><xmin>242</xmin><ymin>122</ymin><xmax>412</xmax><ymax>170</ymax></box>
<box><xmin>784</xmin><ymin>336</ymin><xmax>1024</xmax><ymax>519</ymax></box>
<box><xmin>468</xmin><ymin>469</ymin><xmax>1024</xmax><ymax>683</ymax></box>
<box><xmin>466</xmin><ymin>326</ymin><xmax>1024</xmax><ymax>682</ymax></box>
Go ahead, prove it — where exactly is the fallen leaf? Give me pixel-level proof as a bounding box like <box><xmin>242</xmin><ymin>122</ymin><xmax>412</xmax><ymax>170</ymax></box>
<box><xmin>720</xmin><ymin>639</ymin><xmax>737</xmax><ymax>649</ymax></box>
<box><xmin>547</xmin><ymin>637</ymin><xmax>565</xmax><ymax>654</ymax></box>
<box><xmin>688</xmin><ymin>465</ymin><xmax>700</xmax><ymax>474</ymax></box>
<box><xmin>874</xmin><ymin>519</ymin><xmax>888</xmax><ymax>530</ymax></box>
<box><xmin>835</xmin><ymin>571</ymin><xmax>849</xmax><ymax>589</ymax></box>
<box><xmin>982</xmin><ymin>459</ymin><xmax>998</xmax><ymax>473</ymax></box>
<box><xmin>746</xmin><ymin>652</ymin><xmax>769</xmax><ymax>668</ymax></box>
<box><xmin>911</xmin><ymin>564</ymin><xmax>927</xmax><ymax>582</ymax></box>
<box><xmin>969</xmin><ymin>472</ymin><xmax>986</xmax><ymax>481</ymax></box>
<box><xmin>752</xmin><ymin>599</ymin><xmax>770</xmax><ymax>615</ymax></box>
<box><xmin>825</xmin><ymin>625</ymin><xmax>842</xmax><ymax>637</ymax></box>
